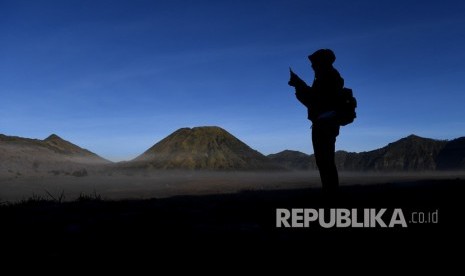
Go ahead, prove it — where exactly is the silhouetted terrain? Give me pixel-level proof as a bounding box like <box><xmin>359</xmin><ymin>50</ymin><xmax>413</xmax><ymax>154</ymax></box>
<box><xmin>271</xmin><ymin>135</ymin><xmax>464</xmax><ymax>171</ymax></box>
<box><xmin>268</xmin><ymin>149</ymin><xmax>316</xmax><ymax>170</ymax></box>
<box><xmin>436</xmin><ymin>137</ymin><xmax>465</xmax><ymax>170</ymax></box>
<box><xmin>2</xmin><ymin>129</ymin><xmax>465</xmax><ymax>175</ymax></box>
<box><xmin>1</xmin><ymin>178</ymin><xmax>463</xmax><ymax>261</ymax></box>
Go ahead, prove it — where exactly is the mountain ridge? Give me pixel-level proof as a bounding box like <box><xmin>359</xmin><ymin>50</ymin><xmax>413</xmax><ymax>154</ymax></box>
<box><xmin>269</xmin><ymin>134</ymin><xmax>463</xmax><ymax>171</ymax></box>
<box><xmin>2</xmin><ymin>129</ymin><xmax>464</xmax><ymax>172</ymax></box>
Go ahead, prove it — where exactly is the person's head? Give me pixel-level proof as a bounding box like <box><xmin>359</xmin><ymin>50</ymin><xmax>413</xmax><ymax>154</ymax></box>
<box><xmin>308</xmin><ymin>49</ymin><xmax>336</xmax><ymax>71</ymax></box>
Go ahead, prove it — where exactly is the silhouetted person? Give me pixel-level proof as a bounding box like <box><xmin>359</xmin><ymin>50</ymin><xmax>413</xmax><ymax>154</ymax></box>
<box><xmin>289</xmin><ymin>49</ymin><xmax>344</xmax><ymax>193</ymax></box>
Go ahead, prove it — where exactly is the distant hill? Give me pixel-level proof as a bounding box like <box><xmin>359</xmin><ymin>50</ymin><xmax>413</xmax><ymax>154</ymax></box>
<box><xmin>269</xmin><ymin>135</ymin><xmax>464</xmax><ymax>171</ymax></box>
<box><xmin>436</xmin><ymin>137</ymin><xmax>465</xmax><ymax>170</ymax></box>
<box><xmin>340</xmin><ymin>135</ymin><xmax>447</xmax><ymax>171</ymax></box>
<box><xmin>128</xmin><ymin>126</ymin><xmax>280</xmax><ymax>170</ymax></box>
<box><xmin>0</xmin><ymin>134</ymin><xmax>110</xmax><ymax>176</ymax></box>
<box><xmin>268</xmin><ymin>150</ymin><xmax>316</xmax><ymax>170</ymax></box>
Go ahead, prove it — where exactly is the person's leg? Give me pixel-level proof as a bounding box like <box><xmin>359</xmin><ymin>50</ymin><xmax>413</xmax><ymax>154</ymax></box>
<box><xmin>312</xmin><ymin>123</ymin><xmax>339</xmax><ymax>192</ymax></box>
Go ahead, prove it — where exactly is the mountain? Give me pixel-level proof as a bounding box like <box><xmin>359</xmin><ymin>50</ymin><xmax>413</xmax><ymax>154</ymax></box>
<box><xmin>0</xmin><ymin>134</ymin><xmax>110</xmax><ymax>176</ymax></box>
<box><xmin>42</xmin><ymin>134</ymin><xmax>107</xmax><ymax>159</ymax></box>
<box><xmin>129</xmin><ymin>126</ymin><xmax>280</xmax><ymax>170</ymax></box>
<box><xmin>268</xmin><ymin>150</ymin><xmax>316</xmax><ymax>170</ymax></box>
<box><xmin>269</xmin><ymin>135</ymin><xmax>459</xmax><ymax>171</ymax></box>
<box><xmin>436</xmin><ymin>137</ymin><xmax>465</xmax><ymax>170</ymax></box>
<box><xmin>342</xmin><ymin>135</ymin><xmax>447</xmax><ymax>171</ymax></box>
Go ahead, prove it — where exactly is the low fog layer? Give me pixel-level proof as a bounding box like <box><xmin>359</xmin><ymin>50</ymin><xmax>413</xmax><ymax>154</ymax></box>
<box><xmin>1</xmin><ymin>170</ymin><xmax>464</xmax><ymax>203</ymax></box>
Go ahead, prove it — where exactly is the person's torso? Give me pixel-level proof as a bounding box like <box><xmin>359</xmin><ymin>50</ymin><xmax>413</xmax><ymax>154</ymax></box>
<box><xmin>308</xmin><ymin>68</ymin><xmax>344</xmax><ymax>121</ymax></box>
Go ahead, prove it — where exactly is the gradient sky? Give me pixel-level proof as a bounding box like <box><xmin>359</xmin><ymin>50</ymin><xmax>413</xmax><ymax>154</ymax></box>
<box><xmin>1</xmin><ymin>0</ymin><xmax>465</xmax><ymax>161</ymax></box>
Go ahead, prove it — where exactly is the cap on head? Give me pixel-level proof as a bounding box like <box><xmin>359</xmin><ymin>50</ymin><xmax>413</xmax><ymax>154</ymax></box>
<box><xmin>308</xmin><ymin>49</ymin><xmax>336</xmax><ymax>65</ymax></box>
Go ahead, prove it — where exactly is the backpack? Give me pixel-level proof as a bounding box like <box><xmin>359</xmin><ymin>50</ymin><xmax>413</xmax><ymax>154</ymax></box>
<box><xmin>336</xmin><ymin>88</ymin><xmax>357</xmax><ymax>126</ymax></box>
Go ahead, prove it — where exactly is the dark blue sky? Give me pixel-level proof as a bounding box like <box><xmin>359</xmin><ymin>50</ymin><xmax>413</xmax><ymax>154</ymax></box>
<box><xmin>1</xmin><ymin>0</ymin><xmax>465</xmax><ymax>161</ymax></box>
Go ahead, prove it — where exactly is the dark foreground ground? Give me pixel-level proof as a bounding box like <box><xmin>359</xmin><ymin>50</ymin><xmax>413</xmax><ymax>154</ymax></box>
<box><xmin>1</xmin><ymin>178</ymin><xmax>464</xmax><ymax>262</ymax></box>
